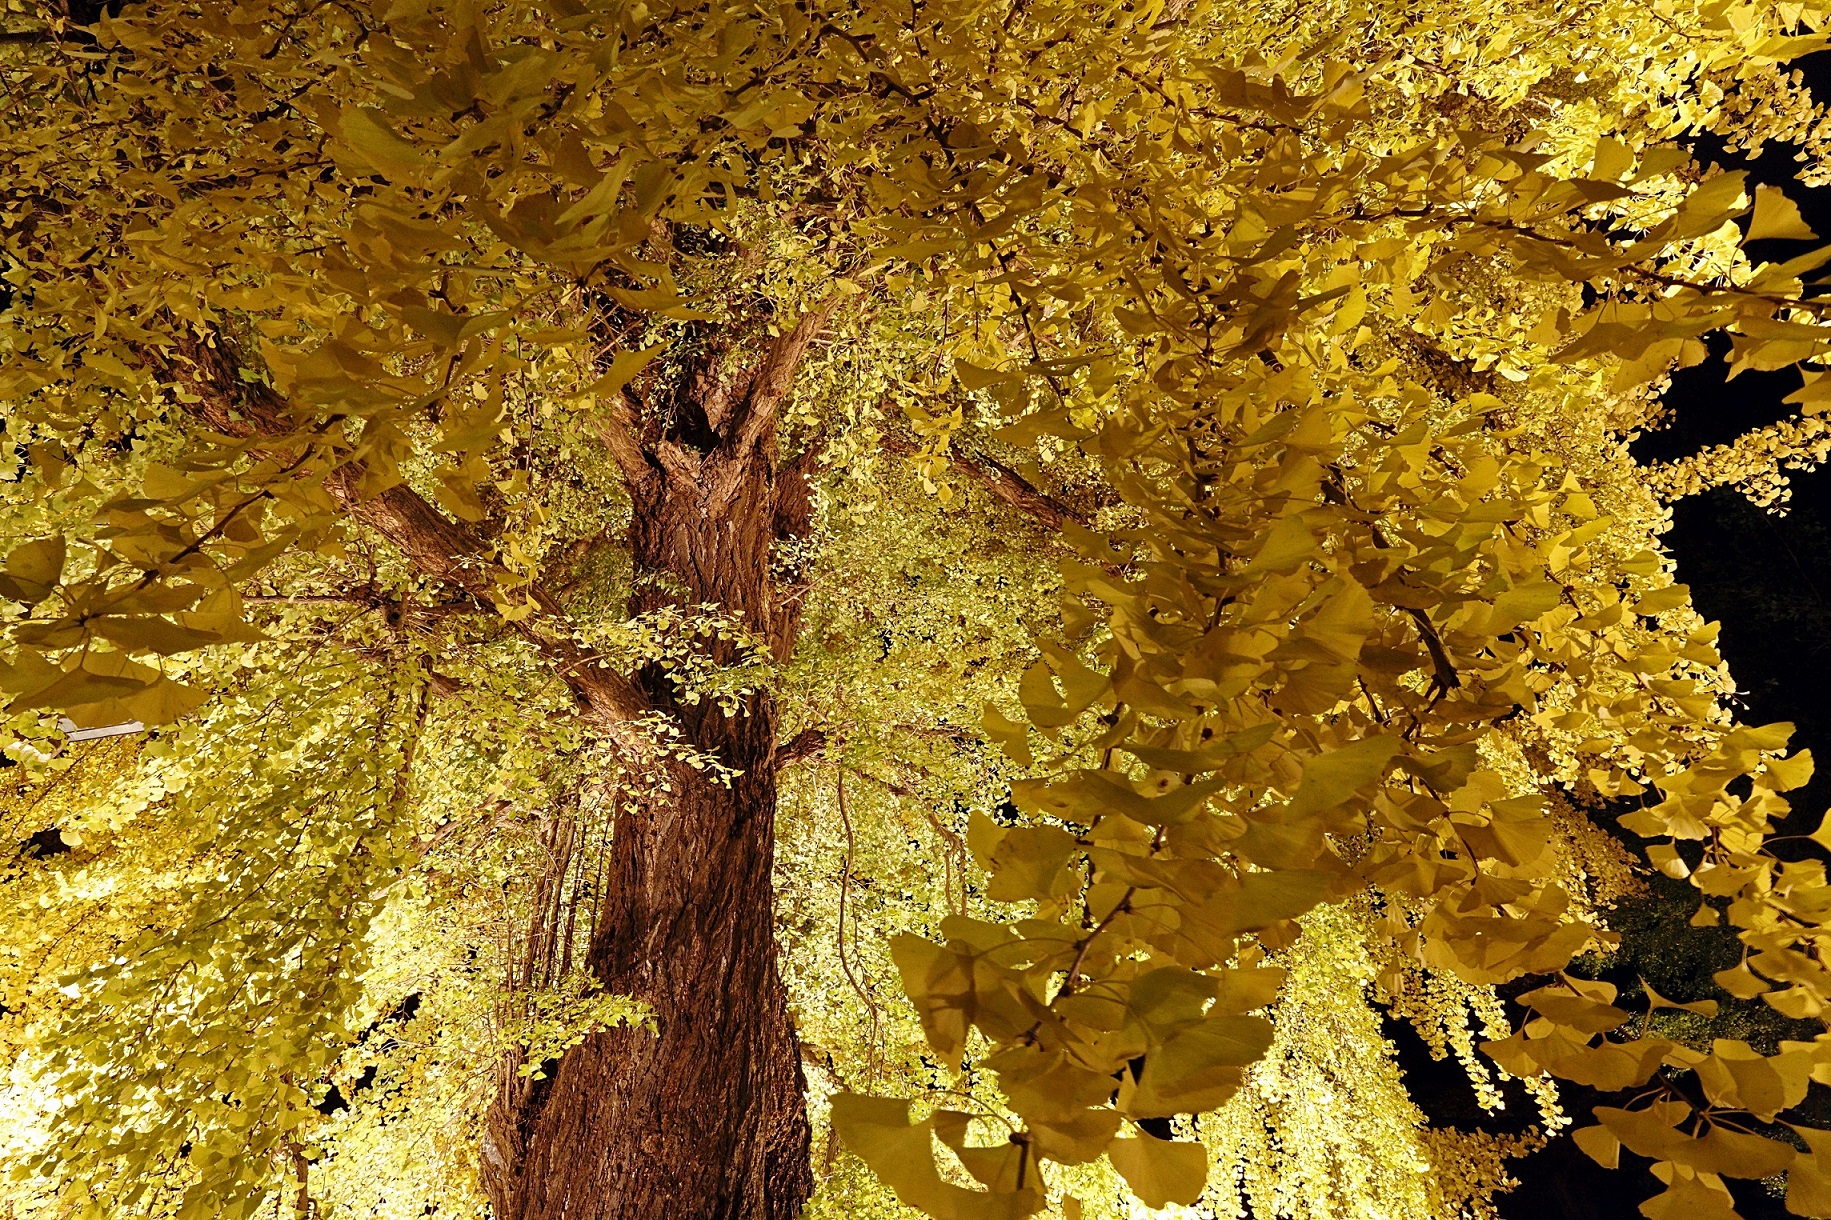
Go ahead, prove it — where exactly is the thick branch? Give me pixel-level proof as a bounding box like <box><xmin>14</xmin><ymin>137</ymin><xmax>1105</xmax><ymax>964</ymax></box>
<box><xmin>154</xmin><ymin>336</ymin><xmax>655</xmax><ymax>745</ymax></box>
<box><xmin>591</xmin><ymin>304</ymin><xmax>837</xmax><ymax>519</ymax></box>
<box><xmin>881</xmin><ymin>430</ymin><xmax>1084</xmax><ymax>532</ymax></box>
<box><xmin>593</xmin><ymin>388</ymin><xmax>659</xmax><ymax>495</ymax></box>
<box><xmin>724</xmin><ymin>300</ymin><xmax>841</xmax><ymax>461</ymax></box>
<box><xmin>335</xmin><ymin>493</ymin><xmax>653</xmax><ymax>738</ymax></box>
<box><xmin>773</xmin><ymin>726</ymin><xmax>827</xmax><ymax>769</ymax></box>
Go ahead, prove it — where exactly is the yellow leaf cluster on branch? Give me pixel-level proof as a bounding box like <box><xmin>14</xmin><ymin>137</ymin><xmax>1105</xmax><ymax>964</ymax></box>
<box><xmin>5</xmin><ymin>0</ymin><xmax>1831</xmax><ymax>1216</ymax></box>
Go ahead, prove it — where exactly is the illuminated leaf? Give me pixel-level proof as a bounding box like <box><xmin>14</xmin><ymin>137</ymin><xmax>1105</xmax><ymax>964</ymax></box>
<box><xmin>0</xmin><ymin>535</ymin><xmax>65</xmax><ymax>604</ymax></box>
<box><xmin>338</xmin><ymin>107</ymin><xmax>425</xmax><ymax>177</ymax></box>
<box><xmin>1642</xmin><ymin>978</ymin><xmax>1719</xmax><ymax>1018</ymax></box>
<box><xmin>985</xmin><ymin>825</ymin><xmax>1080</xmax><ymax>902</ymax></box>
<box><xmin>1286</xmin><ymin>737</ymin><xmax>1400</xmax><ymax>818</ymax></box>
<box><xmin>1107</xmin><ymin>1135</ymin><xmax>1210</xmax><ymax>1208</ymax></box>
<box><xmin>1574</xmin><ymin>1125</ymin><xmax>1620</xmax><ymax>1169</ymax></box>
<box><xmin>1749</xmin><ymin>186</ymin><xmax>1818</xmax><ymax>243</ymax></box>
<box><xmin>1639</xmin><ymin>1174</ymin><xmax>1742</xmax><ymax>1220</ymax></box>
<box><xmin>588</xmin><ymin>345</ymin><xmax>668</xmax><ymax>400</ymax></box>
<box><xmin>1787</xmin><ymin>1126</ymin><xmax>1831</xmax><ymax>1218</ymax></box>
<box><xmin>831</xmin><ymin>1095</ymin><xmax>1044</xmax><ymax>1220</ymax></box>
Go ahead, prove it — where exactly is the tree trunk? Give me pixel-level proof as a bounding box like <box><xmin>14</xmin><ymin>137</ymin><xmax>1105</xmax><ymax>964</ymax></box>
<box><xmin>480</xmin><ymin>418</ymin><xmax>815</xmax><ymax>1219</ymax></box>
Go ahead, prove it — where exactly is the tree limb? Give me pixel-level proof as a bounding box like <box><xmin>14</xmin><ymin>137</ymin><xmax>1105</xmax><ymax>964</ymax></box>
<box><xmin>1404</xmin><ymin>606</ymin><xmax>1462</xmax><ymax>696</ymax></box>
<box><xmin>881</xmin><ymin>430</ymin><xmax>1084</xmax><ymax>532</ymax></box>
<box><xmin>724</xmin><ymin>300</ymin><xmax>841</xmax><ymax>462</ymax></box>
<box><xmin>593</xmin><ymin>387</ymin><xmax>661</xmax><ymax>496</ymax></box>
<box><xmin>773</xmin><ymin>726</ymin><xmax>827</xmax><ymax>769</ymax></box>
<box><xmin>153</xmin><ymin>335</ymin><xmax>657</xmax><ymax>746</ymax></box>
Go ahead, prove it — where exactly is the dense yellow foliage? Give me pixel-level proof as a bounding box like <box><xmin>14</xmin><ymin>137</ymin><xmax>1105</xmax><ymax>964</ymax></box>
<box><xmin>7</xmin><ymin>0</ymin><xmax>1831</xmax><ymax>1216</ymax></box>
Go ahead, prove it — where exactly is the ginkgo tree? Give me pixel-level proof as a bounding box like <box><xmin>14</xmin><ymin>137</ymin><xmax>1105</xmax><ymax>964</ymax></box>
<box><xmin>8</xmin><ymin>0</ymin><xmax>1831</xmax><ymax>1217</ymax></box>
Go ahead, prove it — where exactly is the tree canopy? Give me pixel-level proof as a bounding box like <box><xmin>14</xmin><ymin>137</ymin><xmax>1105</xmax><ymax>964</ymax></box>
<box><xmin>8</xmin><ymin>0</ymin><xmax>1831</xmax><ymax>1217</ymax></box>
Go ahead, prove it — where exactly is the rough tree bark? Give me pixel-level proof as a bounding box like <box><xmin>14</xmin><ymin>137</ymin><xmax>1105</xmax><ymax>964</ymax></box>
<box><xmin>158</xmin><ymin>308</ymin><xmax>825</xmax><ymax>1219</ymax></box>
<box><xmin>160</xmin><ymin>304</ymin><xmax>1081</xmax><ymax>1219</ymax></box>
<box><xmin>478</xmin><ymin>313</ymin><xmax>830</xmax><ymax>1220</ymax></box>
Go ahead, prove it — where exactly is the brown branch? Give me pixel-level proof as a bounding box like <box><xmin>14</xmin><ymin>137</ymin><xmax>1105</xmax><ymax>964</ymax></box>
<box><xmin>593</xmin><ymin>388</ymin><xmax>659</xmax><ymax>495</ymax></box>
<box><xmin>340</xmin><ymin>484</ymin><xmax>653</xmax><ymax>736</ymax></box>
<box><xmin>724</xmin><ymin>299</ymin><xmax>841</xmax><ymax>462</ymax></box>
<box><xmin>151</xmin><ymin>335</ymin><xmax>656</xmax><ymax>747</ymax></box>
<box><xmin>1321</xmin><ymin>466</ymin><xmax>1461</xmax><ymax>695</ymax></box>
<box><xmin>424</xmin><ymin>669</ymin><xmax>467</xmax><ymax>699</ymax></box>
<box><xmin>962</xmin><ymin>448</ymin><xmax>1082</xmax><ymax>533</ymax></box>
<box><xmin>881</xmin><ymin>430</ymin><xmax>1084</xmax><ymax>532</ymax></box>
<box><xmin>773</xmin><ymin>726</ymin><xmax>827</xmax><ymax>769</ymax></box>
<box><xmin>1055</xmin><ymin>887</ymin><xmax>1135</xmax><ymax>1000</ymax></box>
<box><xmin>849</xmin><ymin>766</ymin><xmax>914</xmax><ymax>800</ymax></box>
<box><xmin>1405</xmin><ymin>606</ymin><xmax>1461</xmax><ymax>695</ymax></box>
